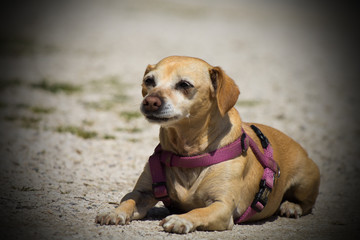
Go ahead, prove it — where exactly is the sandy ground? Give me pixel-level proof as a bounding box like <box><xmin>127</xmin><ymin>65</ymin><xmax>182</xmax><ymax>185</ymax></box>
<box><xmin>0</xmin><ymin>1</ymin><xmax>359</xmax><ymax>239</ymax></box>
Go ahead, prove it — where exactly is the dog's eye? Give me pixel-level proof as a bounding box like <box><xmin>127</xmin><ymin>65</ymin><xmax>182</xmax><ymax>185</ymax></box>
<box><xmin>176</xmin><ymin>80</ymin><xmax>193</xmax><ymax>90</ymax></box>
<box><xmin>144</xmin><ymin>76</ymin><xmax>156</xmax><ymax>87</ymax></box>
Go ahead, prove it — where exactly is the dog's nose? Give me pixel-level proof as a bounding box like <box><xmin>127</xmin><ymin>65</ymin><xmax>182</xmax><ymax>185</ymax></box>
<box><xmin>142</xmin><ymin>95</ymin><xmax>162</xmax><ymax>112</ymax></box>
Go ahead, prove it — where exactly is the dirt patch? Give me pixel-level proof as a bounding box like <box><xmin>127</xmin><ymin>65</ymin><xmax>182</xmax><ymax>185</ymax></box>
<box><xmin>1</xmin><ymin>1</ymin><xmax>359</xmax><ymax>239</ymax></box>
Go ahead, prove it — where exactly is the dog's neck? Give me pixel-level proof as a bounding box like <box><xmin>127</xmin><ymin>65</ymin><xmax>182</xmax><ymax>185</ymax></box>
<box><xmin>159</xmin><ymin>108</ymin><xmax>242</xmax><ymax>156</ymax></box>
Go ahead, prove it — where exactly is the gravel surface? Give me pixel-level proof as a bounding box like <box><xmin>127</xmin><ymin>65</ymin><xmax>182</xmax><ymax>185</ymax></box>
<box><xmin>0</xmin><ymin>1</ymin><xmax>359</xmax><ymax>239</ymax></box>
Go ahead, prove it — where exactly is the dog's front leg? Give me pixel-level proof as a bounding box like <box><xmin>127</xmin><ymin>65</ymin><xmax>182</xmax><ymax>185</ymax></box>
<box><xmin>96</xmin><ymin>165</ymin><xmax>158</xmax><ymax>225</ymax></box>
<box><xmin>160</xmin><ymin>201</ymin><xmax>234</xmax><ymax>234</ymax></box>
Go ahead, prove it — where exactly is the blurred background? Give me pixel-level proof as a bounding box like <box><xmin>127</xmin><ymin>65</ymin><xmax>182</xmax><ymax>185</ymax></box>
<box><xmin>0</xmin><ymin>0</ymin><xmax>359</xmax><ymax>239</ymax></box>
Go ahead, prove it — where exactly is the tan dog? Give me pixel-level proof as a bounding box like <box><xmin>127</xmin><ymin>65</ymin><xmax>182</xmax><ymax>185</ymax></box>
<box><xmin>96</xmin><ymin>56</ymin><xmax>320</xmax><ymax>233</ymax></box>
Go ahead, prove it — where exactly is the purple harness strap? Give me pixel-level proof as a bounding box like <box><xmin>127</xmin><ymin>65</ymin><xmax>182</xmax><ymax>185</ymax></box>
<box><xmin>148</xmin><ymin>125</ymin><xmax>280</xmax><ymax>224</ymax></box>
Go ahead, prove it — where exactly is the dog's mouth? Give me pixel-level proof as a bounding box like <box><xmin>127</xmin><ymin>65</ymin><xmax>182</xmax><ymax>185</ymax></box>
<box><xmin>145</xmin><ymin>115</ymin><xmax>179</xmax><ymax>123</ymax></box>
<box><xmin>140</xmin><ymin>100</ymin><xmax>182</xmax><ymax>124</ymax></box>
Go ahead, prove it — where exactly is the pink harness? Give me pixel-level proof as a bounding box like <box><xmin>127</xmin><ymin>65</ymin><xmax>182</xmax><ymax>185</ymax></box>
<box><xmin>148</xmin><ymin>125</ymin><xmax>280</xmax><ymax>223</ymax></box>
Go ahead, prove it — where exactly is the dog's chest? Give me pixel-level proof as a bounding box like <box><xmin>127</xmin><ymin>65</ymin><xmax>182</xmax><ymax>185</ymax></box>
<box><xmin>166</xmin><ymin>167</ymin><xmax>210</xmax><ymax>208</ymax></box>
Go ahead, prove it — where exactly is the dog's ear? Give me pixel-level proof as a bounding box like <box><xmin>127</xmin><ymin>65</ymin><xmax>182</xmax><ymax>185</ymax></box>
<box><xmin>209</xmin><ymin>66</ymin><xmax>240</xmax><ymax>116</ymax></box>
<box><xmin>142</xmin><ymin>64</ymin><xmax>155</xmax><ymax>97</ymax></box>
<box><xmin>144</xmin><ymin>64</ymin><xmax>155</xmax><ymax>76</ymax></box>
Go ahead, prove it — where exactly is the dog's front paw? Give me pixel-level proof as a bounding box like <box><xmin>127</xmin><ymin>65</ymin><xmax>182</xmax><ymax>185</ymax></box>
<box><xmin>279</xmin><ymin>201</ymin><xmax>303</xmax><ymax>218</ymax></box>
<box><xmin>160</xmin><ymin>215</ymin><xmax>194</xmax><ymax>234</ymax></box>
<box><xmin>95</xmin><ymin>211</ymin><xmax>130</xmax><ymax>225</ymax></box>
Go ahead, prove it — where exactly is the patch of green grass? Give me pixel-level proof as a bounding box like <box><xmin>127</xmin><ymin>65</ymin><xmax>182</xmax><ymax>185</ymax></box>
<box><xmin>30</xmin><ymin>106</ymin><xmax>55</xmax><ymax>114</ymax></box>
<box><xmin>103</xmin><ymin>134</ymin><xmax>116</xmax><ymax>140</ymax></box>
<box><xmin>56</xmin><ymin>126</ymin><xmax>98</xmax><ymax>139</ymax></box>
<box><xmin>115</xmin><ymin>127</ymin><xmax>142</xmax><ymax>133</ymax></box>
<box><xmin>4</xmin><ymin>115</ymin><xmax>41</xmax><ymax>129</ymax></box>
<box><xmin>12</xmin><ymin>186</ymin><xmax>43</xmax><ymax>191</ymax></box>
<box><xmin>82</xmin><ymin>119</ymin><xmax>94</xmax><ymax>126</ymax></box>
<box><xmin>83</xmin><ymin>96</ymin><xmax>129</xmax><ymax>111</ymax></box>
<box><xmin>0</xmin><ymin>36</ymin><xmax>60</xmax><ymax>56</ymax></box>
<box><xmin>60</xmin><ymin>190</ymin><xmax>71</xmax><ymax>194</ymax></box>
<box><xmin>20</xmin><ymin>116</ymin><xmax>41</xmax><ymax>128</ymax></box>
<box><xmin>127</xmin><ymin>138</ymin><xmax>139</xmax><ymax>143</ymax></box>
<box><xmin>4</xmin><ymin>115</ymin><xmax>17</xmax><ymax>122</ymax></box>
<box><xmin>102</xmin><ymin>75</ymin><xmax>119</xmax><ymax>85</ymax></box>
<box><xmin>15</xmin><ymin>103</ymin><xmax>29</xmax><ymax>109</ymax></box>
<box><xmin>20</xmin><ymin>186</ymin><xmax>38</xmax><ymax>191</ymax></box>
<box><xmin>0</xmin><ymin>78</ymin><xmax>23</xmax><ymax>90</ymax></box>
<box><xmin>0</xmin><ymin>37</ymin><xmax>36</xmax><ymax>56</ymax></box>
<box><xmin>89</xmin><ymin>75</ymin><xmax>130</xmax><ymax>104</ymax></box>
<box><xmin>112</xmin><ymin>93</ymin><xmax>129</xmax><ymax>103</ymax></box>
<box><xmin>0</xmin><ymin>102</ymin><xmax>7</xmax><ymax>108</ymax></box>
<box><xmin>236</xmin><ymin>100</ymin><xmax>262</xmax><ymax>107</ymax></box>
<box><xmin>119</xmin><ymin>111</ymin><xmax>142</xmax><ymax>122</ymax></box>
<box><xmin>82</xmin><ymin>100</ymin><xmax>115</xmax><ymax>111</ymax></box>
<box><xmin>90</xmin><ymin>75</ymin><xmax>122</xmax><ymax>88</ymax></box>
<box><xmin>11</xmin><ymin>104</ymin><xmax>55</xmax><ymax>114</ymax></box>
<box><xmin>32</xmin><ymin>79</ymin><xmax>82</xmax><ymax>94</ymax></box>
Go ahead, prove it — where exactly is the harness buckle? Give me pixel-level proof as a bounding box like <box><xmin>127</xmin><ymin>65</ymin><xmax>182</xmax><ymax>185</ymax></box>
<box><xmin>250</xmin><ymin>125</ymin><xmax>270</xmax><ymax>149</ymax></box>
<box><xmin>251</xmin><ymin>179</ymin><xmax>272</xmax><ymax>212</ymax></box>
<box><xmin>240</xmin><ymin>132</ymin><xmax>248</xmax><ymax>154</ymax></box>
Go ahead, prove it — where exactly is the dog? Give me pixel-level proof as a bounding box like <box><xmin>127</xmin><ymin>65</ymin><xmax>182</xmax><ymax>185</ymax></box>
<box><xmin>95</xmin><ymin>56</ymin><xmax>320</xmax><ymax>233</ymax></box>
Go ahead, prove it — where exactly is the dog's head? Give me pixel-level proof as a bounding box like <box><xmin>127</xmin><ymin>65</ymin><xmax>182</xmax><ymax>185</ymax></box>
<box><xmin>140</xmin><ymin>56</ymin><xmax>240</xmax><ymax>126</ymax></box>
